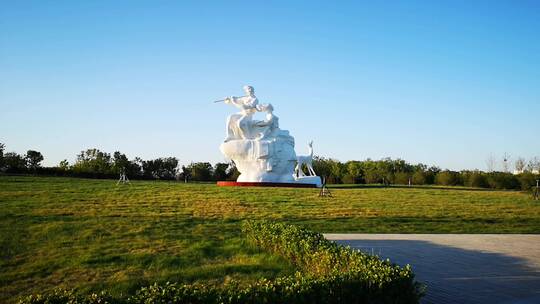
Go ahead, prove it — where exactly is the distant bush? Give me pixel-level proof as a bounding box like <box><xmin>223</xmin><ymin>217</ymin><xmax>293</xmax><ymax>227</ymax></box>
<box><xmin>394</xmin><ymin>172</ymin><xmax>411</xmax><ymax>185</ymax></box>
<box><xmin>2</xmin><ymin>152</ymin><xmax>27</xmax><ymax>173</ymax></box>
<box><xmin>517</xmin><ymin>172</ymin><xmax>538</xmax><ymax>191</ymax></box>
<box><xmin>463</xmin><ymin>171</ymin><xmax>489</xmax><ymax>188</ymax></box>
<box><xmin>341</xmin><ymin>174</ymin><xmax>356</xmax><ymax>184</ymax></box>
<box><xmin>411</xmin><ymin>171</ymin><xmax>425</xmax><ymax>185</ymax></box>
<box><xmin>435</xmin><ymin>171</ymin><xmax>462</xmax><ymax>186</ymax></box>
<box><xmin>185</xmin><ymin>162</ymin><xmax>213</xmax><ymax>181</ymax></box>
<box><xmin>486</xmin><ymin>172</ymin><xmax>520</xmax><ymax>190</ymax></box>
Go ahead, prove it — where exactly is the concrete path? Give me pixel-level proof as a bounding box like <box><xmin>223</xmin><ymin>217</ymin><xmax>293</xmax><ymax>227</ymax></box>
<box><xmin>325</xmin><ymin>234</ymin><xmax>540</xmax><ymax>304</ymax></box>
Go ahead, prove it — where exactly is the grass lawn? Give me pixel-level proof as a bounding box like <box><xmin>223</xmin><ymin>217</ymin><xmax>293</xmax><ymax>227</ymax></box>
<box><xmin>1</xmin><ymin>175</ymin><xmax>539</xmax><ymax>302</ymax></box>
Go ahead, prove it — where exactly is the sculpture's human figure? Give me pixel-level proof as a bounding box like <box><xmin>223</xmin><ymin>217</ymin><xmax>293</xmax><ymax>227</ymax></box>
<box><xmin>224</xmin><ymin>85</ymin><xmax>259</xmax><ymax>141</ymax></box>
<box><xmin>254</xmin><ymin>103</ymin><xmax>279</xmax><ymax>140</ymax></box>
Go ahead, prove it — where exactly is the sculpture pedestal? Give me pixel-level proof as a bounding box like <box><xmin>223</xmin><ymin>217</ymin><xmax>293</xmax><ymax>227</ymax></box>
<box><xmin>220</xmin><ymin>134</ymin><xmax>297</xmax><ymax>183</ymax></box>
<box><xmin>294</xmin><ymin>176</ymin><xmax>323</xmax><ymax>187</ymax></box>
<box><xmin>219</xmin><ymin>135</ymin><xmax>322</xmax><ymax>188</ymax></box>
<box><xmin>216</xmin><ymin>181</ymin><xmax>318</xmax><ymax>188</ymax></box>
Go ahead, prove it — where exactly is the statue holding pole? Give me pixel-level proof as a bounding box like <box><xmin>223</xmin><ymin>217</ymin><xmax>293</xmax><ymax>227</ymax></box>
<box><xmin>215</xmin><ymin>85</ymin><xmax>322</xmax><ymax>187</ymax></box>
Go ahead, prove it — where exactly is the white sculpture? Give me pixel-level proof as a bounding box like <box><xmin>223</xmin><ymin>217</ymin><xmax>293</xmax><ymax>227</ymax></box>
<box><xmin>253</xmin><ymin>103</ymin><xmax>279</xmax><ymax>140</ymax></box>
<box><xmin>222</xmin><ymin>85</ymin><xmax>259</xmax><ymax>141</ymax></box>
<box><xmin>295</xmin><ymin>141</ymin><xmax>316</xmax><ymax>177</ymax></box>
<box><xmin>217</xmin><ymin>86</ymin><xmax>321</xmax><ymax>187</ymax></box>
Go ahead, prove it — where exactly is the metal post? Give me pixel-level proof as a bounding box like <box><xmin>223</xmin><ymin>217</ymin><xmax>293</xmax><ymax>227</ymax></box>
<box><xmin>535</xmin><ymin>180</ymin><xmax>539</xmax><ymax>201</ymax></box>
<box><xmin>319</xmin><ymin>177</ymin><xmax>332</xmax><ymax>198</ymax></box>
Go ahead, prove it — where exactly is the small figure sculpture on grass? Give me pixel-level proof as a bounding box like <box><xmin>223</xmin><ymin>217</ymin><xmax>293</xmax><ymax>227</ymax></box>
<box><xmin>117</xmin><ymin>168</ymin><xmax>130</xmax><ymax>185</ymax></box>
<box><xmin>319</xmin><ymin>177</ymin><xmax>332</xmax><ymax>197</ymax></box>
<box><xmin>295</xmin><ymin>141</ymin><xmax>316</xmax><ymax>178</ymax></box>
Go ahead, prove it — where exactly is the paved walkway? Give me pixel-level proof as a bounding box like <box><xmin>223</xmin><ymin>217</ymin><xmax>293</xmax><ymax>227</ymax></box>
<box><xmin>325</xmin><ymin>234</ymin><xmax>540</xmax><ymax>304</ymax></box>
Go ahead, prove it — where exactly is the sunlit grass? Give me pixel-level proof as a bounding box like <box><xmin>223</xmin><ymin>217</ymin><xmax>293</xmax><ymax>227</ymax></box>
<box><xmin>1</xmin><ymin>175</ymin><xmax>539</xmax><ymax>302</ymax></box>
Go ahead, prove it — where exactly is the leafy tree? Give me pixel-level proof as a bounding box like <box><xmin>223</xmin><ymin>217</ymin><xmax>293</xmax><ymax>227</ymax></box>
<box><xmin>424</xmin><ymin>166</ymin><xmax>440</xmax><ymax>184</ymax></box>
<box><xmin>213</xmin><ymin>163</ymin><xmax>230</xmax><ymax>181</ymax></box>
<box><xmin>73</xmin><ymin>149</ymin><xmax>113</xmax><ymax>174</ymax></box>
<box><xmin>378</xmin><ymin>158</ymin><xmax>408</xmax><ymax>184</ymax></box>
<box><xmin>486</xmin><ymin>172</ymin><xmax>520</xmax><ymax>189</ymax></box>
<box><xmin>312</xmin><ymin>156</ymin><xmax>332</xmax><ymax>180</ymax></box>
<box><xmin>187</xmin><ymin>162</ymin><xmax>213</xmax><ymax>181</ymax></box>
<box><xmin>226</xmin><ymin>161</ymin><xmax>240</xmax><ymax>181</ymax></box>
<box><xmin>517</xmin><ymin>172</ymin><xmax>538</xmax><ymax>191</ymax></box>
<box><xmin>312</xmin><ymin>156</ymin><xmax>347</xmax><ymax>183</ymax></box>
<box><xmin>0</xmin><ymin>142</ymin><xmax>5</xmax><ymax>170</ymax></box>
<box><xmin>25</xmin><ymin>150</ymin><xmax>44</xmax><ymax>171</ymax></box>
<box><xmin>463</xmin><ymin>171</ymin><xmax>488</xmax><ymax>188</ymax></box>
<box><xmin>133</xmin><ymin>157</ymin><xmax>144</xmax><ymax>177</ymax></box>
<box><xmin>345</xmin><ymin>161</ymin><xmax>363</xmax><ymax>184</ymax></box>
<box><xmin>59</xmin><ymin>160</ymin><xmax>70</xmax><ymax>170</ymax></box>
<box><xmin>3</xmin><ymin>152</ymin><xmax>26</xmax><ymax>172</ymax></box>
<box><xmin>393</xmin><ymin>172</ymin><xmax>410</xmax><ymax>185</ymax></box>
<box><xmin>142</xmin><ymin>160</ymin><xmax>160</xmax><ymax>178</ymax></box>
<box><xmin>411</xmin><ymin>171</ymin><xmax>426</xmax><ymax>185</ymax></box>
<box><xmin>392</xmin><ymin>158</ymin><xmax>414</xmax><ymax>174</ymax></box>
<box><xmin>112</xmin><ymin>151</ymin><xmax>141</xmax><ymax>177</ymax></box>
<box><xmin>328</xmin><ymin>159</ymin><xmax>346</xmax><ymax>183</ymax></box>
<box><xmin>178</xmin><ymin>165</ymin><xmax>191</xmax><ymax>182</ymax></box>
<box><xmin>142</xmin><ymin>157</ymin><xmax>178</xmax><ymax>179</ymax></box>
<box><xmin>435</xmin><ymin>170</ymin><xmax>462</xmax><ymax>186</ymax></box>
<box><xmin>363</xmin><ymin>159</ymin><xmax>383</xmax><ymax>184</ymax></box>
<box><xmin>112</xmin><ymin>152</ymin><xmax>130</xmax><ymax>173</ymax></box>
<box><xmin>161</xmin><ymin>157</ymin><xmax>178</xmax><ymax>179</ymax></box>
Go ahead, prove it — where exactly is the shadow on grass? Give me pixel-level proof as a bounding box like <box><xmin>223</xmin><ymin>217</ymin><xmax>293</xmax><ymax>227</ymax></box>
<box><xmin>332</xmin><ymin>239</ymin><xmax>540</xmax><ymax>304</ymax></box>
<box><xmin>286</xmin><ymin>216</ymin><xmax>540</xmax><ymax>234</ymax></box>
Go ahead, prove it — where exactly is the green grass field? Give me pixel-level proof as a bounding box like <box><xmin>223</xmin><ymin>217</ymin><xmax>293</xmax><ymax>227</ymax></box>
<box><xmin>1</xmin><ymin>175</ymin><xmax>539</xmax><ymax>302</ymax></box>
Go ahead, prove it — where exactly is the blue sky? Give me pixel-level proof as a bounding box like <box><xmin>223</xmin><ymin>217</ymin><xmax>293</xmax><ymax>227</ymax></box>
<box><xmin>1</xmin><ymin>1</ymin><xmax>539</xmax><ymax>170</ymax></box>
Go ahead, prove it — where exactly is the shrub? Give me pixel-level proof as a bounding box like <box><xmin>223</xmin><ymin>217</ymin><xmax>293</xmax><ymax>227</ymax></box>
<box><xmin>463</xmin><ymin>171</ymin><xmax>489</xmax><ymax>188</ymax></box>
<box><xmin>411</xmin><ymin>171</ymin><xmax>426</xmax><ymax>185</ymax></box>
<box><xmin>486</xmin><ymin>172</ymin><xmax>520</xmax><ymax>190</ymax></box>
<box><xmin>435</xmin><ymin>171</ymin><xmax>462</xmax><ymax>186</ymax></box>
<box><xmin>341</xmin><ymin>174</ymin><xmax>356</xmax><ymax>184</ymax></box>
<box><xmin>186</xmin><ymin>162</ymin><xmax>213</xmax><ymax>181</ymax></box>
<box><xmin>3</xmin><ymin>152</ymin><xmax>27</xmax><ymax>173</ymax></box>
<box><xmin>241</xmin><ymin>220</ymin><xmax>423</xmax><ymax>304</ymax></box>
<box><xmin>517</xmin><ymin>172</ymin><xmax>538</xmax><ymax>191</ymax></box>
<box><xmin>394</xmin><ymin>172</ymin><xmax>411</xmax><ymax>185</ymax></box>
<box><xmin>18</xmin><ymin>289</ymin><xmax>113</xmax><ymax>304</ymax></box>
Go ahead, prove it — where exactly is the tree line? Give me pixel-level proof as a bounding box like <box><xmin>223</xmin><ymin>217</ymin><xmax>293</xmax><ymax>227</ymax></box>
<box><xmin>312</xmin><ymin>157</ymin><xmax>539</xmax><ymax>191</ymax></box>
<box><xmin>1</xmin><ymin>143</ymin><xmax>538</xmax><ymax>190</ymax></box>
<box><xmin>0</xmin><ymin>143</ymin><xmax>238</xmax><ymax>182</ymax></box>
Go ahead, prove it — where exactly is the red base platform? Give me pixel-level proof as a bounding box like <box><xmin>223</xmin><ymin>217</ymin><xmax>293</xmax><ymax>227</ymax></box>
<box><xmin>216</xmin><ymin>181</ymin><xmax>317</xmax><ymax>188</ymax></box>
